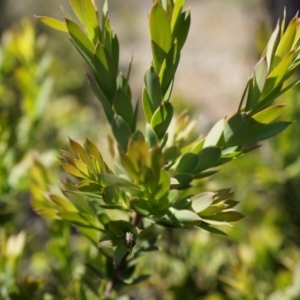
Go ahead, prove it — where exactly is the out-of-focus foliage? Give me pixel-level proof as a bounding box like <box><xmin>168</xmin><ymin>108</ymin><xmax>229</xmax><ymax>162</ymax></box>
<box><xmin>0</xmin><ymin>18</ymin><xmax>108</xmax><ymax>300</ymax></box>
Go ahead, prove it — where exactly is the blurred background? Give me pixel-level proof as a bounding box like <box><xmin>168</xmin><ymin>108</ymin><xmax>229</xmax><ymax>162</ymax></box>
<box><xmin>1</xmin><ymin>0</ymin><xmax>300</xmax><ymax>299</ymax></box>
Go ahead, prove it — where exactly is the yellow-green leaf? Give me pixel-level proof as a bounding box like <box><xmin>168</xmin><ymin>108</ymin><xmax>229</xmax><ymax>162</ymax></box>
<box><xmin>37</xmin><ymin>16</ymin><xmax>68</xmax><ymax>32</ymax></box>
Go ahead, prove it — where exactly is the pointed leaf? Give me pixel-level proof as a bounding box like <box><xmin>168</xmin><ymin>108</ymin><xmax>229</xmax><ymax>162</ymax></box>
<box><xmin>146</xmin><ymin>124</ymin><xmax>158</xmax><ymax>147</ymax></box>
<box><xmin>48</xmin><ymin>194</ymin><xmax>77</xmax><ymax>211</ymax></box>
<box><xmin>114</xmin><ymin>244</ymin><xmax>128</xmax><ymax>265</ymax></box>
<box><xmin>274</xmin><ymin>16</ymin><xmax>297</xmax><ymax>66</ymax></box>
<box><xmin>62</xmin><ymin>163</ymin><xmax>87</xmax><ymax>178</ymax></box>
<box><xmin>70</xmin><ymin>0</ymin><xmax>85</xmax><ymax>25</ymax></box>
<box><xmin>159</xmin><ymin>42</ymin><xmax>180</xmax><ymax>96</ymax></box>
<box><xmin>66</xmin><ymin>18</ymin><xmax>94</xmax><ymax>61</ymax></box>
<box><xmin>172</xmin><ymin>10</ymin><xmax>190</xmax><ymax>50</ymax></box>
<box><xmin>249</xmin><ymin>104</ymin><xmax>285</xmax><ymax>130</ymax></box>
<box><xmin>236</xmin><ymin>121</ymin><xmax>292</xmax><ymax>145</ymax></box>
<box><xmin>144</xmin><ymin>66</ymin><xmax>162</xmax><ymax>112</ymax></box>
<box><xmin>102</xmin><ymin>186</ymin><xmax>119</xmax><ymax>205</ymax></box>
<box><xmin>223</xmin><ymin>113</ymin><xmax>250</xmax><ymax>146</ymax></box>
<box><xmin>175</xmin><ymin>152</ymin><xmax>199</xmax><ymax>173</ymax></box>
<box><xmin>194</xmin><ymin>146</ymin><xmax>221</xmax><ymax>173</ymax></box>
<box><xmin>88</xmin><ymin>74</ymin><xmax>114</xmax><ymax>122</ymax></box>
<box><xmin>203</xmin><ymin>118</ymin><xmax>226</xmax><ymax>148</ymax></box>
<box><xmin>246</xmin><ymin>57</ymin><xmax>268</xmax><ymax>111</ymax></box>
<box><xmin>111</xmin><ymin>115</ymin><xmax>132</xmax><ymax>151</ymax></box>
<box><xmin>37</xmin><ymin>16</ymin><xmax>68</xmax><ymax>32</ymax></box>
<box><xmin>142</xmin><ymin>87</ymin><xmax>153</xmax><ymax>123</ymax></box>
<box><xmin>130</xmin><ymin>199</ymin><xmax>151</xmax><ymax>216</ymax></box>
<box><xmin>151</xmin><ymin>102</ymin><xmax>173</xmax><ymax>139</ymax></box>
<box><xmin>82</xmin><ymin>0</ymin><xmax>100</xmax><ymax>44</ymax></box>
<box><xmin>69</xmin><ymin>138</ymin><xmax>89</xmax><ymax>164</ymax></box>
<box><xmin>266</xmin><ymin>21</ymin><xmax>280</xmax><ymax>70</ymax></box>
<box><xmin>171</xmin><ymin>209</ymin><xmax>201</xmax><ymax>225</ymax></box>
<box><xmin>113</xmin><ymin>88</ymin><xmax>135</xmax><ymax>132</ymax></box>
<box><xmin>93</xmin><ymin>43</ymin><xmax>116</xmax><ymax>99</ymax></box>
<box><xmin>173</xmin><ymin>172</ymin><xmax>193</xmax><ymax>185</ymax></box>
<box><xmin>57</xmin><ymin>212</ymin><xmax>101</xmax><ymax>229</ymax></box>
<box><xmin>191</xmin><ymin>192</ymin><xmax>215</xmax><ymax>213</ymax></box>
<box><xmin>203</xmin><ymin>210</ymin><xmax>244</xmax><ymax>222</ymax></box>
<box><xmin>196</xmin><ymin>223</ymin><xmax>227</xmax><ymax>236</ymax></box>
<box><xmin>149</xmin><ymin>2</ymin><xmax>171</xmax><ymax>70</ymax></box>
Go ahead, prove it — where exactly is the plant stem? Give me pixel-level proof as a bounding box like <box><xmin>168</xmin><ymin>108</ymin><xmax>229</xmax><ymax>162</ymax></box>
<box><xmin>104</xmin><ymin>212</ymin><xmax>142</xmax><ymax>297</ymax></box>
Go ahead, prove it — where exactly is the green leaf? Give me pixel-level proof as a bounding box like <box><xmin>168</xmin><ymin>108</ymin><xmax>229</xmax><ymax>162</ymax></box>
<box><xmin>151</xmin><ymin>102</ymin><xmax>173</xmax><ymax>140</ymax></box>
<box><xmin>249</xmin><ymin>104</ymin><xmax>285</xmax><ymax>130</ymax></box>
<box><xmin>163</xmin><ymin>145</ymin><xmax>180</xmax><ymax>161</ymax></box>
<box><xmin>151</xmin><ymin>41</ymin><xmax>168</xmax><ymax>76</ymax></box>
<box><xmin>84</xmin><ymin>138</ymin><xmax>108</xmax><ymax>172</ymax></box>
<box><xmin>144</xmin><ymin>66</ymin><xmax>162</xmax><ymax>113</ymax></box>
<box><xmin>259</xmin><ymin>50</ymin><xmax>295</xmax><ymax>105</ymax></box>
<box><xmin>62</xmin><ymin>163</ymin><xmax>86</xmax><ymax>178</ymax></box>
<box><xmin>146</xmin><ymin>124</ymin><xmax>158</xmax><ymax>147</ymax></box>
<box><xmin>69</xmin><ymin>138</ymin><xmax>89</xmax><ymax>164</ymax></box>
<box><xmin>76</xmin><ymin>180</ymin><xmax>100</xmax><ymax>192</ymax></box>
<box><xmin>113</xmin><ymin>88</ymin><xmax>135</xmax><ymax>132</ymax></box>
<box><xmin>193</xmin><ymin>170</ymin><xmax>219</xmax><ymax>179</ymax></box>
<box><xmin>69</xmin><ymin>0</ymin><xmax>85</xmax><ymax>26</ymax></box>
<box><xmin>203</xmin><ymin>210</ymin><xmax>244</xmax><ymax>222</ymax></box>
<box><xmin>82</xmin><ymin>0</ymin><xmax>100</xmax><ymax>44</ymax></box>
<box><xmin>35</xmin><ymin>208</ymin><xmax>58</xmax><ymax>218</ymax></box>
<box><xmin>171</xmin><ymin>10</ymin><xmax>190</xmax><ymax>50</ymax></box>
<box><xmin>274</xmin><ymin>16</ymin><xmax>297</xmax><ymax>67</ymax></box>
<box><xmin>57</xmin><ymin>212</ymin><xmax>101</xmax><ymax>229</ymax></box>
<box><xmin>111</xmin><ymin>115</ymin><xmax>132</xmax><ymax>151</ymax></box>
<box><xmin>117</xmin><ymin>74</ymin><xmax>131</xmax><ymax>99</ymax></box>
<box><xmin>245</xmin><ymin>57</ymin><xmax>268</xmax><ymax>111</ymax></box>
<box><xmin>236</xmin><ymin>121</ymin><xmax>292</xmax><ymax>145</ymax></box>
<box><xmin>203</xmin><ymin>118</ymin><xmax>226</xmax><ymax>148</ymax></box>
<box><xmin>48</xmin><ymin>194</ymin><xmax>77</xmax><ymax>212</ymax></box>
<box><xmin>130</xmin><ymin>199</ymin><xmax>151</xmax><ymax>216</ymax></box>
<box><xmin>190</xmin><ymin>138</ymin><xmax>205</xmax><ymax>154</ymax></box>
<box><xmin>102</xmin><ymin>186</ymin><xmax>119</xmax><ymax>205</ymax></box>
<box><xmin>66</xmin><ymin>18</ymin><xmax>94</xmax><ymax>62</ymax></box>
<box><xmin>114</xmin><ymin>244</ymin><xmax>128</xmax><ymax>265</ymax></box>
<box><xmin>196</xmin><ymin>223</ymin><xmax>227</xmax><ymax>236</ymax></box>
<box><xmin>88</xmin><ymin>74</ymin><xmax>114</xmax><ymax>122</ymax></box>
<box><xmin>106</xmin><ymin>220</ymin><xmax>138</xmax><ymax>236</ymax></box>
<box><xmin>191</xmin><ymin>192</ymin><xmax>215</xmax><ymax>213</ymax></box>
<box><xmin>74</xmin><ymin>159</ymin><xmax>89</xmax><ymax>176</ymax></box>
<box><xmin>223</xmin><ymin>113</ymin><xmax>250</xmax><ymax>146</ymax></box>
<box><xmin>175</xmin><ymin>152</ymin><xmax>199</xmax><ymax>173</ymax></box>
<box><xmin>37</xmin><ymin>16</ymin><xmax>68</xmax><ymax>32</ymax></box>
<box><xmin>199</xmin><ymin>204</ymin><xmax>226</xmax><ymax>216</ymax></box>
<box><xmin>159</xmin><ymin>42</ymin><xmax>180</xmax><ymax>97</ymax></box>
<box><xmin>142</xmin><ymin>87</ymin><xmax>154</xmax><ymax>123</ymax></box>
<box><xmin>266</xmin><ymin>21</ymin><xmax>280</xmax><ymax>70</ymax></box>
<box><xmin>93</xmin><ymin>43</ymin><xmax>117</xmax><ymax>99</ymax></box>
<box><xmin>171</xmin><ymin>0</ymin><xmax>185</xmax><ymax>31</ymax></box>
<box><xmin>149</xmin><ymin>2</ymin><xmax>171</xmax><ymax>71</ymax></box>
<box><xmin>171</xmin><ymin>208</ymin><xmax>201</xmax><ymax>226</ymax></box>
<box><xmin>155</xmin><ymin>170</ymin><xmax>171</xmax><ymax>200</ymax></box>
<box><xmin>194</xmin><ymin>146</ymin><xmax>221</xmax><ymax>173</ymax></box>
<box><xmin>173</xmin><ymin>172</ymin><xmax>193</xmax><ymax>185</ymax></box>
<box><xmin>99</xmin><ymin>174</ymin><xmax>140</xmax><ymax>194</ymax></box>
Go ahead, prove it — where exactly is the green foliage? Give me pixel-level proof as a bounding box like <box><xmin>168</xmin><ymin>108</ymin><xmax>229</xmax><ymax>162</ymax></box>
<box><xmin>1</xmin><ymin>1</ymin><xmax>300</xmax><ymax>299</ymax></box>
<box><xmin>33</xmin><ymin>0</ymin><xmax>300</xmax><ymax>297</ymax></box>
